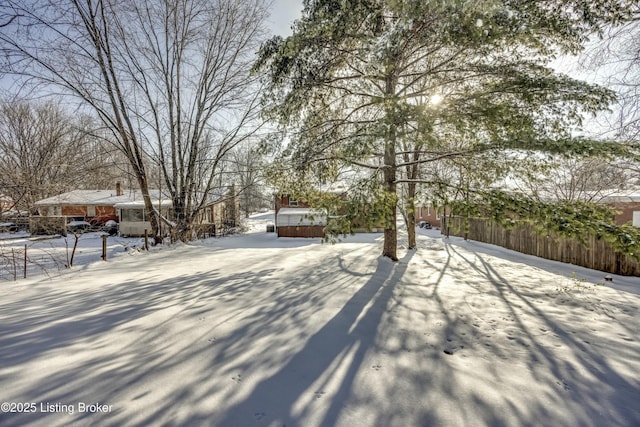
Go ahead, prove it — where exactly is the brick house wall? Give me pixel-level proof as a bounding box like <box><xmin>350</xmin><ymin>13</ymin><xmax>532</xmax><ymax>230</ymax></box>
<box><xmin>609</xmin><ymin>201</ymin><xmax>640</xmax><ymax>226</ymax></box>
<box><xmin>414</xmin><ymin>205</ymin><xmax>445</xmax><ymax>228</ymax></box>
<box><xmin>274</xmin><ymin>194</ymin><xmax>311</xmax><ymax>214</ymax></box>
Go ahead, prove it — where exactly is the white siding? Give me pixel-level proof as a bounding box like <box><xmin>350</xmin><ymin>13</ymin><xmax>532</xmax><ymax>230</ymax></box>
<box><xmin>276</xmin><ymin>208</ymin><xmax>327</xmax><ymax>226</ymax></box>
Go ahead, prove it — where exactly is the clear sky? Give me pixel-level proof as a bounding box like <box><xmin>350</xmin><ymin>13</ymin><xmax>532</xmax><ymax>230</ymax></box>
<box><xmin>266</xmin><ymin>0</ymin><xmax>303</xmax><ymax>37</ymax></box>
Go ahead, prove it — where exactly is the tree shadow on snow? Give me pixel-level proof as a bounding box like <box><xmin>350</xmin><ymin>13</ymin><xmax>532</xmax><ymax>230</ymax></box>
<box><xmin>435</xmin><ymin>241</ymin><xmax>640</xmax><ymax>427</ymax></box>
<box><xmin>2</xmin><ymin>236</ymin><xmax>639</xmax><ymax>427</ymax></box>
<box><xmin>211</xmin><ymin>251</ymin><xmax>414</xmax><ymax>427</ymax></box>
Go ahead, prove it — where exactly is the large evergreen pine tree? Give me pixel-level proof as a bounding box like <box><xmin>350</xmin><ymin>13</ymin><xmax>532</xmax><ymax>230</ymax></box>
<box><xmin>257</xmin><ymin>0</ymin><xmax>637</xmax><ymax>260</ymax></box>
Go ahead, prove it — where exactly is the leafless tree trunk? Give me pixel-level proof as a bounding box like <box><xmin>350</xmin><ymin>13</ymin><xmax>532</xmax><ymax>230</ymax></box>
<box><xmin>124</xmin><ymin>0</ymin><xmax>268</xmax><ymax>241</ymax></box>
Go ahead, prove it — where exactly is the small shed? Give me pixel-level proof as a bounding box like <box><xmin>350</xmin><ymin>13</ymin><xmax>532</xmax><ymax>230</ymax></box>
<box><xmin>276</xmin><ymin>208</ymin><xmax>327</xmax><ymax>238</ymax></box>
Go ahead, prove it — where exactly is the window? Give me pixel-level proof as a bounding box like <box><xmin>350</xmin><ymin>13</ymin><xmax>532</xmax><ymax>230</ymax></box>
<box><xmin>289</xmin><ymin>198</ymin><xmax>298</xmax><ymax>207</ymax></box>
<box><xmin>122</xmin><ymin>208</ymin><xmax>145</xmax><ymax>222</ymax></box>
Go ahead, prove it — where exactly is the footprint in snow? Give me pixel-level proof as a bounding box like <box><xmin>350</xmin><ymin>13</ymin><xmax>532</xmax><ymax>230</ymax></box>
<box><xmin>371</xmin><ymin>364</ymin><xmax>383</xmax><ymax>371</ymax></box>
<box><xmin>232</xmin><ymin>374</ymin><xmax>242</xmax><ymax>383</ymax></box>
<box><xmin>314</xmin><ymin>390</ymin><xmax>326</xmax><ymax>399</ymax></box>
<box><xmin>254</xmin><ymin>412</ymin><xmax>266</xmax><ymax>420</ymax></box>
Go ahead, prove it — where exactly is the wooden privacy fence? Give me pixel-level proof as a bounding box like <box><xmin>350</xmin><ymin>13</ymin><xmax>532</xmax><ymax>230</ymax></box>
<box><xmin>444</xmin><ymin>217</ymin><xmax>640</xmax><ymax>276</ymax></box>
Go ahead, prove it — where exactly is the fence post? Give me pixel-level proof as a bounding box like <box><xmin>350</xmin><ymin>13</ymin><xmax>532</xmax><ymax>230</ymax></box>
<box><xmin>11</xmin><ymin>248</ymin><xmax>16</xmax><ymax>281</ymax></box>
<box><xmin>144</xmin><ymin>229</ymin><xmax>149</xmax><ymax>251</ymax></box>
<box><xmin>23</xmin><ymin>244</ymin><xmax>27</xmax><ymax>279</ymax></box>
<box><xmin>102</xmin><ymin>235</ymin><xmax>108</xmax><ymax>261</ymax></box>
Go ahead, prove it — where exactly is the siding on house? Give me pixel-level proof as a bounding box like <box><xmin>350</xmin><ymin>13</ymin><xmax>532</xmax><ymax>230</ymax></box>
<box><xmin>33</xmin><ymin>186</ymin><xmax>239</xmax><ymax>237</ymax></box>
<box><xmin>275</xmin><ymin>207</ymin><xmax>327</xmax><ymax>238</ymax></box>
<box><xmin>34</xmin><ymin>189</ymin><xmax>135</xmax><ymax>220</ymax></box>
<box><xmin>115</xmin><ymin>187</ymin><xmax>239</xmax><ymax>237</ymax></box>
<box><xmin>274</xmin><ymin>193</ymin><xmax>387</xmax><ymax>236</ymax></box>
<box><xmin>275</xmin><ymin>194</ymin><xmax>311</xmax><ymax>212</ymax></box>
<box><xmin>598</xmin><ymin>192</ymin><xmax>640</xmax><ymax>227</ymax></box>
<box><xmin>116</xmin><ymin>200</ymin><xmax>172</xmax><ymax>237</ymax></box>
<box><xmin>277</xmin><ymin>226</ymin><xmax>325</xmax><ymax>238</ymax></box>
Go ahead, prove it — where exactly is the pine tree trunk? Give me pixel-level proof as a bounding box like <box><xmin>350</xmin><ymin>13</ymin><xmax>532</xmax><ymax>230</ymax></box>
<box><xmin>382</xmin><ymin>69</ymin><xmax>399</xmax><ymax>261</ymax></box>
<box><xmin>383</xmin><ymin>161</ymin><xmax>398</xmax><ymax>261</ymax></box>
<box><xmin>407</xmin><ymin>182</ymin><xmax>417</xmax><ymax>249</ymax></box>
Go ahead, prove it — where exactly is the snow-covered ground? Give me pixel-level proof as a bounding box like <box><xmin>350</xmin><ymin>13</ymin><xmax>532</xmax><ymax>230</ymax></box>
<box><xmin>0</xmin><ymin>231</ymin><xmax>150</xmax><ymax>282</ymax></box>
<box><xmin>0</xmin><ymin>212</ymin><xmax>639</xmax><ymax>427</ymax></box>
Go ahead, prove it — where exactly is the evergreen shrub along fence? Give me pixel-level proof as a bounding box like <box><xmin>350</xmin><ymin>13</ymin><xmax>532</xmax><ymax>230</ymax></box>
<box><xmin>444</xmin><ymin>217</ymin><xmax>640</xmax><ymax>276</ymax></box>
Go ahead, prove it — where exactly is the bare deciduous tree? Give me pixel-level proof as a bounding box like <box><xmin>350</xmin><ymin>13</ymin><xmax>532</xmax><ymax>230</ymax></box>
<box><xmin>229</xmin><ymin>141</ymin><xmax>269</xmax><ymax>217</ymax></box>
<box><xmin>121</xmin><ymin>0</ymin><xmax>268</xmax><ymax>240</ymax></box>
<box><xmin>583</xmin><ymin>10</ymin><xmax>640</xmax><ymax>142</ymax></box>
<box><xmin>517</xmin><ymin>157</ymin><xmax>628</xmax><ymax>202</ymax></box>
<box><xmin>0</xmin><ymin>100</ymin><xmax>122</xmax><ymax>214</ymax></box>
<box><xmin>0</xmin><ymin>0</ymin><xmax>268</xmax><ymax>241</ymax></box>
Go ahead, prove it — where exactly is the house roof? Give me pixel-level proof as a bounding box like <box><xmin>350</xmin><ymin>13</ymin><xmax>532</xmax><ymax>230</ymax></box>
<box><xmin>277</xmin><ymin>208</ymin><xmax>327</xmax><ymax>226</ymax></box>
<box><xmin>598</xmin><ymin>191</ymin><xmax>640</xmax><ymax>204</ymax></box>
<box><xmin>34</xmin><ymin>189</ymin><xmax>166</xmax><ymax>206</ymax></box>
<box><xmin>114</xmin><ymin>199</ymin><xmax>173</xmax><ymax>209</ymax></box>
<box><xmin>36</xmin><ymin>186</ymin><xmax>235</xmax><ymax>209</ymax></box>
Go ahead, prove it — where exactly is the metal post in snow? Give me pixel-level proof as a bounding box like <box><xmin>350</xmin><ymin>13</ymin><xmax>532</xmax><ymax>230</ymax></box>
<box><xmin>144</xmin><ymin>229</ymin><xmax>149</xmax><ymax>251</ymax></box>
<box><xmin>23</xmin><ymin>244</ymin><xmax>27</xmax><ymax>279</ymax></box>
<box><xmin>102</xmin><ymin>234</ymin><xmax>108</xmax><ymax>261</ymax></box>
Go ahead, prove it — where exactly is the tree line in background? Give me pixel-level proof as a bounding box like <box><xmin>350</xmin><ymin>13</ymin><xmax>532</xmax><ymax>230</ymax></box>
<box><xmin>0</xmin><ymin>97</ymin><xmax>270</xmax><ymax>223</ymax></box>
<box><xmin>0</xmin><ymin>100</ymin><xmax>127</xmax><ymax>215</ymax></box>
<box><xmin>0</xmin><ymin>0</ymin><xmax>639</xmax><ymax>260</ymax></box>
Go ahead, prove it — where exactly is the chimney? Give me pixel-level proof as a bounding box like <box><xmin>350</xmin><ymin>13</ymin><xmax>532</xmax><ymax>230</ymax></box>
<box><xmin>116</xmin><ymin>182</ymin><xmax>123</xmax><ymax>196</ymax></box>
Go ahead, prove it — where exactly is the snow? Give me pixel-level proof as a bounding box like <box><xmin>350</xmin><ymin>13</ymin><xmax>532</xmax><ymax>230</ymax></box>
<box><xmin>276</xmin><ymin>208</ymin><xmax>328</xmax><ymax>226</ymax></box>
<box><xmin>0</xmin><ymin>232</ymin><xmax>151</xmax><ymax>281</ymax></box>
<box><xmin>1</xmin><ymin>212</ymin><xmax>639</xmax><ymax>427</ymax></box>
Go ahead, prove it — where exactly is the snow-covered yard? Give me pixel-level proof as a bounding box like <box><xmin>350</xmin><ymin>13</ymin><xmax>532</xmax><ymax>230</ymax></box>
<box><xmin>1</xmin><ymin>213</ymin><xmax>639</xmax><ymax>427</ymax></box>
<box><xmin>0</xmin><ymin>231</ymin><xmax>150</xmax><ymax>282</ymax></box>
